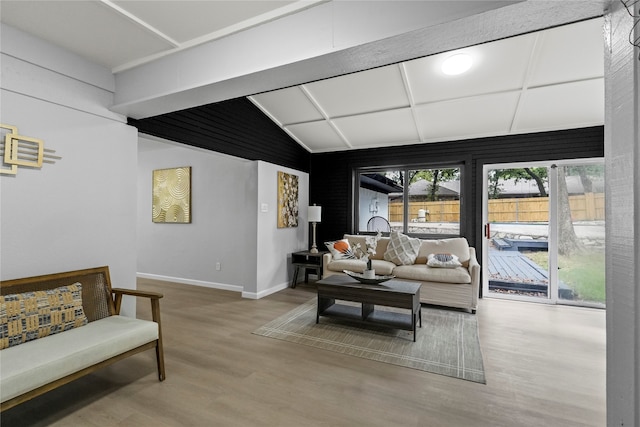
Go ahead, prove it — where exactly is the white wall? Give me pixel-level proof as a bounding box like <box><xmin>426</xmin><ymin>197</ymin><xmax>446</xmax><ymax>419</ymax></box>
<box><xmin>254</xmin><ymin>161</ymin><xmax>309</xmax><ymax>298</ymax></box>
<box><xmin>0</xmin><ymin>24</ymin><xmax>138</xmax><ymax>316</ymax></box>
<box><xmin>137</xmin><ymin>139</ymin><xmax>308</xmax><ymax>298</ymax></box>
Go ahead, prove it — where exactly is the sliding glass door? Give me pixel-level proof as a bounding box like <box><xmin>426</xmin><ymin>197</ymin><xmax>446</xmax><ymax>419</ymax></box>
<box><xmin>482</xmin><ymin>159</ymin><xmax>605</xmax><ymax>308</ymax></box>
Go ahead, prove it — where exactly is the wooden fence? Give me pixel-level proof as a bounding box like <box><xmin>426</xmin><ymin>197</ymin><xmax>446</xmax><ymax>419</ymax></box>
<box><xmin>389</xmin><ymin>193</ymin><xmax>604</xmax><ymax>223</ymax></box>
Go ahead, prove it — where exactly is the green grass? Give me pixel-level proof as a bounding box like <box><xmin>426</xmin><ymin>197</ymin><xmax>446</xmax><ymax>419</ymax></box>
<box><xmin>524</xmin><ymin>250</ymin><xmax>605</xmax><ymax>304</ymax></box>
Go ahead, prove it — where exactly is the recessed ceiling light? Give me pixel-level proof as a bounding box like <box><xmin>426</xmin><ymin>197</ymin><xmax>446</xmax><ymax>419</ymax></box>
<box><xmin>441</xmin><ymin>54</ymin><xmax>472</xmax><ymax>75</ymax></box>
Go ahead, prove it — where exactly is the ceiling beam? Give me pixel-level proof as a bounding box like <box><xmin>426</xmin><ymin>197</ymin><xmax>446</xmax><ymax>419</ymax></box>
<box><xmin>112</xmin><ymin>1</ymin><xmax>605</xmax><ymax>121</ymax></box>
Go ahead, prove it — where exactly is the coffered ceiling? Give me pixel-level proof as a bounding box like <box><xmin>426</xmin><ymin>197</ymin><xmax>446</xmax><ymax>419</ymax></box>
<box><xmin>0</xmin><ymin>1</ymin><xmax>604</xmax><ymax>153</ymax></box>
<box><xmin>249</xmin><ymin>18</ymin><xmax>604</xmax><ymax>152</ymax></box>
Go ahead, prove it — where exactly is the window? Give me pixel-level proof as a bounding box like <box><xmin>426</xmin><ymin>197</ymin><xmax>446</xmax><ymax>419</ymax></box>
<box><xmin>356</xmin><ymin>165</ymin><xmax>462</xmax><ymax>237</ymax></box>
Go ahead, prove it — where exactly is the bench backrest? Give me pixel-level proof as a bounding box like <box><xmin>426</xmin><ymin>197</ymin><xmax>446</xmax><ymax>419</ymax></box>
<box><xmin>0</xmin><ymin>266</ymin><xmax>115</xmax><ymax>322</ymax></box>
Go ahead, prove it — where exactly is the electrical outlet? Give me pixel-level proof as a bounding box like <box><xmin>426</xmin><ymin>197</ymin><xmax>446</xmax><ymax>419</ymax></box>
<box><xmin>215</xmin><ymin>262</ymin><xmax>221</xmax><ymax>271</ymax></box>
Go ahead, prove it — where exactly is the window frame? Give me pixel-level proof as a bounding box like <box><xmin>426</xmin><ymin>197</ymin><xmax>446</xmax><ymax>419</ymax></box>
<box><xmin>353</xmin><ymin>161</ymin><xmax>467</xmax><ymax>239</ymax></box>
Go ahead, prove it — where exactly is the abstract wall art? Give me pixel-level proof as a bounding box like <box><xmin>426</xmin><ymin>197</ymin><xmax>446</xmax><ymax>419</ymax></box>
<box><xmin>152</xmin><ymin>166</ymin><xmax>191</xmax><ymax>223</ymax></box>
<box><xmin>277</xmin><ymin>171</ymin><xmax>298</xmax><ymax>228</ymax></box>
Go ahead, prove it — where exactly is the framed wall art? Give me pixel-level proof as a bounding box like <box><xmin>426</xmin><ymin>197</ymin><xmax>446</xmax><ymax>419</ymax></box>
<box><xmin>152</xmin><ymin>166</ymin><xmax>191</xmax><ymax>223</ymax></box>
<box><xmin>277</xmin><ymin>171</ymin><xmax>298</xmax><ymax>228</ymax></box>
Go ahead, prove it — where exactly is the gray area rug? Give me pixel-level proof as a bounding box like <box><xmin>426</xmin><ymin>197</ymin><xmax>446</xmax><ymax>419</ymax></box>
<box><xmin>253</xmin><ymin>298</ymin><xmax>486</xmax><ymax>383</ymax></box>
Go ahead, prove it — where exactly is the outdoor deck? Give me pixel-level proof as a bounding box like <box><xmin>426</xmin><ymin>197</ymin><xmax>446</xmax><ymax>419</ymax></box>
<box><xmin>487</xmin><ymin>249</ymin><xmax>573</xmax><ymax>298</ymax></box>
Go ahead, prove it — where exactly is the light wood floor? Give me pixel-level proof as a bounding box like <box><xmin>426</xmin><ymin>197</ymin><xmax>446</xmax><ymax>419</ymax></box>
<box><xmin>1</xmin><ymin>279</ymin><xmax>606</xmax><ymax>427</ymax></box>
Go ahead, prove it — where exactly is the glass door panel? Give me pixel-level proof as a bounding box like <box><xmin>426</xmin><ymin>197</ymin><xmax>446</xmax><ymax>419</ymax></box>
<box><xmin>484</xmin><ymin>166</ymin><xmax>551</xmax><ymax>301</ymax></box>
<box><xmin>556</xmin><ymin>163</ymin><xmax>606</xmax><ymax>307</ymax></box>
<box><xmin>483</xmin><ymin>160</ymin><xmax>605</xmax><ymax>308</ymax></box>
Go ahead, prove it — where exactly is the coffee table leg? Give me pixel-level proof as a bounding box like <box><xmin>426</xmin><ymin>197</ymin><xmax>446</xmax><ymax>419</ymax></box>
<box><xmin>413</xmin><ymin>312</ymin><xmax>417</xmax><ymax>342</ymax></box>
<box><xmin>362</xmin><ymin>303</ymin><xmax>374</xmax><ymax>320</ymax></box>
<box><xmin>317</xmin><ymin>296</ymin><xmax>334</xmax><ymax>324</ymax></box>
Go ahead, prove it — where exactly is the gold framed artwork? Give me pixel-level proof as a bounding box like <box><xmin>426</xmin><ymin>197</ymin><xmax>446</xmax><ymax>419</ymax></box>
<box><xmin>152</xmin><ymin>166</ymin><xmax>191</xmax><ymax>223</ymax></box>
<box><xmin>277</xmin><ymin>171</ymin><xmax>299</xmax><ymax>228</ymax></box>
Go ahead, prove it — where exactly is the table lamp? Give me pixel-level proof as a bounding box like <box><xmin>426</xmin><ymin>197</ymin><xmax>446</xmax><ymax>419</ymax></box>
<box><xmin>308</xmin><ymin>204</ymin><xmax>322</xmax><ymax>253</ymax></box>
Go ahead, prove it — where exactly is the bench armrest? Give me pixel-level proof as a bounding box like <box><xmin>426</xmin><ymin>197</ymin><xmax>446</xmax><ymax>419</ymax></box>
<box><xmin>111</xmin><ymin>288</ymin><xmax>163</xmax><ymax>324</ymax></box>
<box><xmin>112</xmin><ymin>288</ymin><xmax>163</xmax><ymax>300</ymax></box>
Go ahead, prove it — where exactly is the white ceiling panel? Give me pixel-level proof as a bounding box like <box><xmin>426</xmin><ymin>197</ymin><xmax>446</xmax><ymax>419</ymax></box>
<box><xmin>415</xmin><ymin>92</ymin><xmax>521</xmax><ymax>141</ymax></box>
<box><xmin>333</xmin><ymin>108</ymin><xmax>419</xmax><ymax>147</ymax></box>
<box><xmin>404</xmin><ymin>33</ymin><xmax>537</xmax><ymax>104</ymax></box>
<box><xmin>113</xmin><ymin>1</ymin><xmax>297</xmax><ymax>43</ymax></box>
<box><xmin>0</xmin><ymin>0</ymin><xmax>173</xmax><ymax>69</ymax></box>
<box><xmin>514</xmin><ymin>79</ymin><xmax>605</xmax><ymax>132</ymax></box>
<box><xmin>527</xmin><ymin>18</ymin><xmax>604</xmax><ymax>87</ymax></box>
<box><xmin>285</xmin><ymin>121</ymin><xmax>346</xmax><ymax>152</ymax></box>
<box><xmin>251</xmin><ymin>87</ymin><xmax>324</xmax><ymax>125</ymax></box>
<box><xmin>304</xmin><ymin>65</ymin><xmax>410</xmax><ymax>118</ymax></box>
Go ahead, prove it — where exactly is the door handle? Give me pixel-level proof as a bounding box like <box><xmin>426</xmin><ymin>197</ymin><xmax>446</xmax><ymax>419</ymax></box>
<box><xmin>484</xmin><ymin>223</ymin><xmax>490</xmax><ymax>239</ymax></box>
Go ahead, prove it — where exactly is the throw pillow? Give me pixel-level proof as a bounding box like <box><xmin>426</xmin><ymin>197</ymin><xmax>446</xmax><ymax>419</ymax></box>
<box><xmin>325</xmin><ymin>239</ymin><xmax>356</xmax><ymax>260</ymax></box>
<box><xmin>384</xmin><ymin>231</ymin><xmax>421</xmax><ymax>265</ymax></box>
<box><xmin>0</xmin><ymin>283</ymin><xmax>88</xmax><ymax>350</ymax></box>
<box><xmin>427</xmin><ymin>253</ymin><xmax>463</xmax><ymax>268</ymax></box>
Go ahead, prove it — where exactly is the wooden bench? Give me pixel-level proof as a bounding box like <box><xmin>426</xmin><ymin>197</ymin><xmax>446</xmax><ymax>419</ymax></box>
<box><xmin>0</xmin><ymin>266</ymin><xmax>165</xmax><ymax>411</ymax></box>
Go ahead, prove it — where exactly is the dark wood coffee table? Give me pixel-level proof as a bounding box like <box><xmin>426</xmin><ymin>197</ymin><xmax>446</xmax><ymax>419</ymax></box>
<box><xmin>315</xmin><ymin>275</ymin><xmax>422</xmax><ymax>341</ymax></box>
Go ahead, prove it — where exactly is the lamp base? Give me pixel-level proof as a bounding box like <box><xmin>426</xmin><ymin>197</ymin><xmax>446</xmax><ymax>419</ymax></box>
<box><xmin>310</xmin><ymin>222</ymin><xmax>319</xmax><ymax>254</ymax></box>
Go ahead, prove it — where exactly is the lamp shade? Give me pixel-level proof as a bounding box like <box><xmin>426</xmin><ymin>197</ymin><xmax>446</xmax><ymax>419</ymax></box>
<box><xmin>308</xmin><ymin>205</ymin><xmax>322</xmax><ymax>223</ymax></box>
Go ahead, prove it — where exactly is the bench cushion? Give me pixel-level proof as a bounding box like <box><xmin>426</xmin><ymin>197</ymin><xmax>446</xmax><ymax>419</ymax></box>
<box><xmin>0</xmin><ymin>315</ymin><xmax>158</xmax><ymax>403</ymax></box>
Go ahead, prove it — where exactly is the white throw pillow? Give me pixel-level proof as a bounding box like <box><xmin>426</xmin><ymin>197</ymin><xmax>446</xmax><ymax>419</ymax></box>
<box><xmin>427</xmin><ymin>253</ymin><xmax>463</xmax><ymax>268</ymax></box>
<box><xmin>325</xmin><ymin>239</ymin><xmax>356</xmax><ymax>260</ymax></box>
<box><xmin>384</xmin><ymin>231</ymin><xmax>421</xmax><ymax>265</ymax></box>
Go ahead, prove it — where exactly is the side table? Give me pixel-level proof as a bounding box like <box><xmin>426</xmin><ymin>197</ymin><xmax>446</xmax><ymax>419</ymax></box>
<box><xmin>291</xmin><ymin>250</ymin><xmax>327</xmax><ymax>288</ymax></box>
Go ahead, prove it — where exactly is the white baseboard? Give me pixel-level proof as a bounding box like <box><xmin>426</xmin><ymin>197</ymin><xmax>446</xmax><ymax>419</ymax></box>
<box><xmin>136</xmin><ymin>272</ymin><xmax>243</xmax><ymax>293</ymax></box>
<box><xmin>136</xmin><ymin>273</ymin><xmax>290</xmax><ymax>299</ymax></box>
<box><xmin>242</xmin><ymin>281</ymin><xmax>290</xmax><ymax>300</ymax></box>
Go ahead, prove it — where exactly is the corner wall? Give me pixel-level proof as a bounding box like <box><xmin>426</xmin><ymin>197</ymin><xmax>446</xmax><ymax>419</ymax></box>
<box><xmin>137</xmin><ymin>138</ymin><xmax>309</xmax><ymax>298</ymax></box>
<box><xmin>252</xmin><ymin>161</ymin><xmax>309</xmax><ymax>299</ymax></box>
<box><xmin>0</xmin><ymin>24</ymin><xmax>138</xmax><ymax>315</ymax></box>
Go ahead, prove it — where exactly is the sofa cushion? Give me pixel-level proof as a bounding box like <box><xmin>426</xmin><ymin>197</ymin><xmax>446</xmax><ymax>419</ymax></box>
<box><xmin>0</xmin><ymin>315</ymin><xmax>158</xmax><ymax>403</ymax></box>
<box><xmin>0</xmin><ymin>283</ymin><xmax>88</xmax><ymax>350</ymax></box>
<box><xmin>325</xmin><ymin>239</ymin><xmax>357</xmax><ymax>260</ymax></box>
<box><xmin>327</xmin><ymin>259</ymin><xmax>396</xmax><ymax>275</ymax></box>
<box><xmin>427</xmin><ymin>253</ymin><xmax>463</xmax><ymax>268</ymax></box>
<box><xmin>393</xmin><ymin>264</ymin><xmax>472</xmax><ymax>284</ymax></box>
<box><xmin>415</xmin><ymin>237</ymin><xmax>471</xmax><ymax>266</ymax></box>
<box><xmin>384</xmin><ymin>231</ymin><xmax>421</xmax><ymax>265</ymax></box>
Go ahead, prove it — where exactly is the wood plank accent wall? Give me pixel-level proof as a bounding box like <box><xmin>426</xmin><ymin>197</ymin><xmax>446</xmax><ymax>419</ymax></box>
<box><xmin>310</xmin><ymin>126</ymin><xmax>604</xmax><ymax>253</ymax></box>
<box><xmin>129</xmin><ymin>97</ymin><xmax>310</xmax><ymax>172</ymax></box>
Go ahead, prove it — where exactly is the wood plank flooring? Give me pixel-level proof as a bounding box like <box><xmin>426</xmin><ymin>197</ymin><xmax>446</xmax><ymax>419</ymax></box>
<box><xmin>1</xmin><ymin>279</ymin><xmax>606</xmax><ymax>426</ymax></box>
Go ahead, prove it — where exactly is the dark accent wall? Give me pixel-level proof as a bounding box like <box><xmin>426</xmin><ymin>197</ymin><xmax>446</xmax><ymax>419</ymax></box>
<box><xmin>129</xmin><ymin>97</ymin><xmax>310</xmax><ymax>172</ymax></box>
<box><xmin>310</xmin><ymin>126</ymin><xmax>605</xmax><ymax>255</ymax></box>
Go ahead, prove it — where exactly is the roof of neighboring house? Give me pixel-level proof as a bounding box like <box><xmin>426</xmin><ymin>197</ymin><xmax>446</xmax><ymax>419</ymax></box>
<box><xmin>360</xmin><ymin>174</ymin><xmax>404</xmax><ymax>194</ymax></box>
<box><xmin>406</xmin><ymin>179</ymin><xmax>460</xmax><ymax>198</ymax></box>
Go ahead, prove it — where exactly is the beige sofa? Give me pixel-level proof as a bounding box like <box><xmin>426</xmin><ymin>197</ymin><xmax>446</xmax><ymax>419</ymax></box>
<box><xmin>322</xmin><ymin>234</ymin><xmax>480</xmax><ymax>313</ymax></box>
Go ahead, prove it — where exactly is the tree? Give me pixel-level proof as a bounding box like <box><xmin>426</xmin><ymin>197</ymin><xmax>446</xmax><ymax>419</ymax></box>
<box><xmin>385</xmin><ymin>168</ymin><xmax>459</xmax><ymax>201</ymax></box>
<box><xmin>523</xmin><ymin>167</ymin><xmax>547</xmax><ymax>197</ymax></box>
<box><xmin>557</xmin><ymin>166</ymin><xmax>583</xmax><ymax>255</ymax></box>
<box><xmin>487</xmin><ymin>167</ymin><xmax>548</xmax><ymax>198</ymax></box>
<box><xmin>409</xmin><ymin>168</ymin><xmax>459</xmax><ymax>201</ymax></box>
